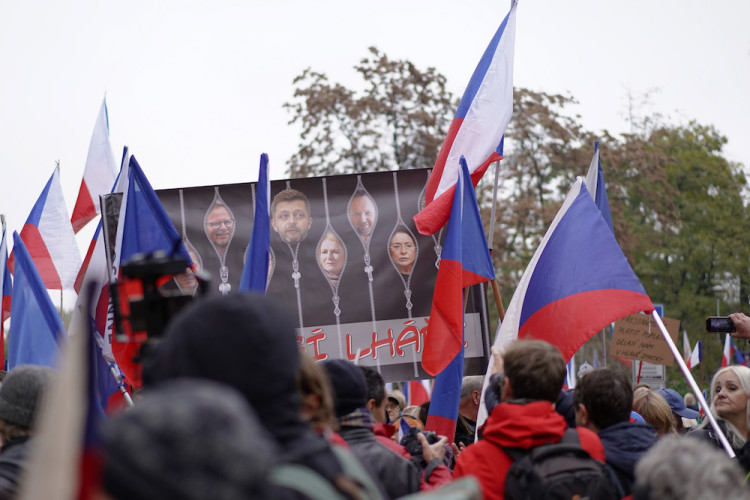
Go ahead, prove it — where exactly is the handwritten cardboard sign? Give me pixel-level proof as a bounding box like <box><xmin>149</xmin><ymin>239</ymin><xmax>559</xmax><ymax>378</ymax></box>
<box><xmin>609</xmin><ymin>314</ymin><xmax>681</xmax><ymax>366</ymax></box>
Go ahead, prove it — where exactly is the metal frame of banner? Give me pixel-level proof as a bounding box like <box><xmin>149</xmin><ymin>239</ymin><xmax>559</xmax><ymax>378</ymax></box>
<box><xmin>651</xmin><ymin>310</ymin><xmax>734</xmax><ymax>458</ymax></box>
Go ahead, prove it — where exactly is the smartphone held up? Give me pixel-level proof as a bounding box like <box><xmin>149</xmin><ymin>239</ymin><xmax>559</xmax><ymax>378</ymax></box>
<box><xmin>706</xmin><ymin>316</ymin><xmax>736</xmax><ymax>333</ymax></box>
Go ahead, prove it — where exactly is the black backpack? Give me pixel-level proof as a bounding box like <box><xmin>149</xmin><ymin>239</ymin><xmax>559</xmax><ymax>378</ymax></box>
<box><xmin>503</xmin><ymin>429</ymin><xmax>623</xmax><ymax>500</ymax></box>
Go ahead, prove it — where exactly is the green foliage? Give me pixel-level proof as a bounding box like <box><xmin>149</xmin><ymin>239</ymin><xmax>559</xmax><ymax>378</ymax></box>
<box><xmin>285</xmin><ymin>49</ymin><xmax>749</xmax><ymax>389</ymax></box>
<box><xmin>284</xmin><ymin>47</ymin><xmax>456</xmax><ymax>177</ymax></box>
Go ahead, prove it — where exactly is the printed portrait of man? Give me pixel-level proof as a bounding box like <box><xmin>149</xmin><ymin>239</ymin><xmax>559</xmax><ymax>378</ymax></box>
<box><xmin>348</xmin><ymin>190</ymin><xmax>378</xmax><ymax>243</ymax></box>
<box><xmin>271</xmin><ymin>189</ymin><xmax>313</xmax><ymax>244</ymax></box>
<box><xmin>204</xmin><ymin>202</ymin><xmax>235</xmax><ymax>258</ymax></box>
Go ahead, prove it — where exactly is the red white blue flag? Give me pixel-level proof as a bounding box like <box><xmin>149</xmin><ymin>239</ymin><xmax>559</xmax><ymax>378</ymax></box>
<box><xmin>109</xmin><ymin>154</ymin><xmax>191</xmax><ymax>386</ymax></box>
<box><xmin>10</xmin><ymin>167</ymin><xmax>82</xmax><ymax>289</ymax></box>
<box><xmin>686</xmin><ymin>340</ymin><xmax>701</xmax><ymax>369</ymax></box>
<box><xmin>1</xmin><ymin>217</ymin><xmax>12</xmax><ymax>323</ymax></box>
<box><xmin>477</xmin><ymin>177</ymin><xmax>653</xmax><ymax>428</ymax></box>
<box><xmin>584</xmin><ymin>141</ymin><xmax>614</xmax><ymax>233</ymax></box>
<box><xmin>735</xmin><ymin>341</ymin><xmax>746</xmax><ymax>365</ymax></box>
<box><xmin>414</xmin><ymin>1</ymin><xmax>516</xmax><ymax>235</ymax></box>
<box><xmin>422</xmin><ymin>157</ymin><xmax>496</xmax><ymax>376</ymax></box>
<box><xmin>8</xmin><ymin>232</ymin><xmax>67</xmax><ymax>369</ymax></box>
<box><xmin>403</xmin><ymin>380</ymin><xmax>431</xmax><ymax>407</ymax></box>
<box><xmin>722</xmin><ymin>333</ymin><xmax>732</xmax><ymax>368</ymax></box>
<box><xmin>423</xmin><ymin>157</ymin><xmax>495</xmax><ymax>442</ymax></box>
<box><xmin>683</xmin><ymin>330</ymin><xmax>691</xmax><ymax>363</ymax></box>
<box><xmin>71</xmin><ymin>97</ymin><xmax>118</xmax><ymax>233</ymax></box>
<box><xmin>492</xmin><ymin>177</ymin><xmax>653</xmax><ymax>361</ymax></box>
<box><xmin>17</xmin><ymin>281</ymin><xmax>107</xmax><ymax>500</ymax></box>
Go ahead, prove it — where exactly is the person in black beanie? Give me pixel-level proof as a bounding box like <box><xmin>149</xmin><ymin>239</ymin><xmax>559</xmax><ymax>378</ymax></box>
<box><xmin>322</xmin><ymin>359</ymin><xmax>420</xmax><ymax>499</ymax></box>
<box><xmin>142</xmin><ymin>293</ymin><xmax>368</xmax><ymax>499</ymax></box>
<box><xmin>0</xmin><ymin>364</ymin><xmax>54</xmax><ymax>500</ymax></box>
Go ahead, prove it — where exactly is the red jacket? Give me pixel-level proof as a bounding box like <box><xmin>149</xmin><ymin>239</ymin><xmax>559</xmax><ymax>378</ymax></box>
<box><xmin>454</xmin><ymin>400</ymin><xmax>605</xmax><ymax>500</ymax></box>
<box><xmin>373</xmin><ymin>422</ymin><xmax>453</xmax><ymax>491</ymax></box>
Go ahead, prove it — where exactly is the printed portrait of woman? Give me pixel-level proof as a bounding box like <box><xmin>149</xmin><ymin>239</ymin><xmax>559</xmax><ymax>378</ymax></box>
<box><xmin>317</xmin><ymin>232</ymin><xmax>346</xmax><ymax>288</ymax></box>
<box><xmin>389</xmin><ymin>230</ymin><xmax>417</xmax><ymax>275</ymax></box>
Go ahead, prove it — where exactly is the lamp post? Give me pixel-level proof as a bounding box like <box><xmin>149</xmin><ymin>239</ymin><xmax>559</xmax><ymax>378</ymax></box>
<box><xmin>713</xmin><ymin>284</ymin><xmax>725</xmax><ymax>316</ymax></box>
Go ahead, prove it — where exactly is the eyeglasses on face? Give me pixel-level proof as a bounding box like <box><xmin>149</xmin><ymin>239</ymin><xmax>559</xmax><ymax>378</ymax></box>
<box><xmin>208</xmin><ymin>219</ymin><xmax>234</xmax><ymax>229</ymax></box>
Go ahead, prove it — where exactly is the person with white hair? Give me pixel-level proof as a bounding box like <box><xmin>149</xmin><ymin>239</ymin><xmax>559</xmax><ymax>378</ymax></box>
<box><xmin>688</xmin><ymin>365</ymin><xmax>750</xmax><ymax>473</ymax></box>
<box><xmin>633</xmin><ymin>435</ymin><xmax>750</xmax><ymax>500</ymax></box>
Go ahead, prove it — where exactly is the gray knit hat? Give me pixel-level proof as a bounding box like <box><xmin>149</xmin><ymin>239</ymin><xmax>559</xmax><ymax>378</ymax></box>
<box><xmin>0</xmin><ymin>365</ymin><xmax>55</xmax><ymax>428</ymax></box>
<box><xmin>102</xmin><ymin>379</ymin><xmax>280</xmax><ymax>500</ymax></box>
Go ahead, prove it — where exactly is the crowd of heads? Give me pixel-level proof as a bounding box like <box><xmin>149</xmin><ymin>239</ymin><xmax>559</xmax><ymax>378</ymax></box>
<box><xmin>3</xmin><ymin>290</ymin><xmax>750</xmax><ymax>499</ymax></box>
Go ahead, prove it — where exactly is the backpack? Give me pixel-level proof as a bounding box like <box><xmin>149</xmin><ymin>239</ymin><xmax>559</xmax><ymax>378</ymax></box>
<box><xmin>270</xmin><ymin>444</ymin><xmax>385</xmax><ymax>500</ymax></box>
<box><xmin>503</xmin><ymin>429</ymin><xmax>623</xmax><ymax>500</ymax></box>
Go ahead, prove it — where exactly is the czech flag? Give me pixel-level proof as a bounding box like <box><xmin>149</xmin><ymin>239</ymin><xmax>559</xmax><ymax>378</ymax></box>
<box><xmin>423</xmin><ymin>157</ymin><xmax>495</xmax><ymax>442</ymax></box>
<box><xmin>69</xmin><ymin>150</ymin><xmax>129</xmax><ymax>407</ymax></box>
<box><xmin>493</xmin><ymin>177</ymin><xmax>653</xmax><ymax>362</ymax></box>
<box><xmin>722</xmin><ymin>334</ymin><xmax>732</xmax><ymax>368</ymax></box>
<box><xmin>10</xmin><ymin>167</ymin><xmax>82</xmax><ymax>290</ymax></box>
<box><xmin>239</xmin><ymin>153</ymin><xmax>270</xmax><ymax>293</ymax></box>
<box><xmin>1</xmin><ymin>217</ymin><xmax>11</xmax><ymax>322</ymax></box>
<box><xmin>477</xmin><ymin>177</ymin><xmax>654</xmax><ymax>428</ymax></box>
<box><xmin>422</xmin><ymin>157</ymin><xmax>496</xmax><ymax>376</ymax></box>
<box><xmin>414</xmin><ymin>1</ymin><xmax>516</xmax><ymax>235</ymax></box>
<box><xmin>17</xmin><ymin>282</ymin><xmax>108</xmax><ymax>500</ymax></box>
<box><xmin>7</xmin><ymin>232</ymin><xmax>67</xmax><ymax>369</ymax></box>
<box><xmin>404</xmin><ymin>380</ymin><xmax>432</xmax><ymax>407</ymax></box>
<box><xmin>109</xmin><ymin>154</ymin><xmax>192</xmax><ymax>387</ymax></box>
<box><xmin>71</xmin><ymin>97</ymin><xmax>118</xmax><ymax>234</ymax></box>
<box><xmin>584</xmin><ymin>141</ymin><xmax>614</xmax><ymax>233</ymax></box>
<box><xmin>686</xmin><ymin>340</ymin><xmax>701</xmax><ymax>370</ymax></box>
<box><xmin>735</xmin><ymin>340</ymin><xmax>746</xmax><ymax>365</ymax></box>
<box><xmin>683</xmin><ymin>330</ymin><xmax>691</xmax><ymax>363</ymax></box>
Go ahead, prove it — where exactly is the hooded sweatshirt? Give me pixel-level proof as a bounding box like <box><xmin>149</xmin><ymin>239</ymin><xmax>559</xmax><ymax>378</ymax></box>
<box><xmin>454</xmin><ymin>400</ymin><xmax>605</xmax><ymax>500</ymax></box>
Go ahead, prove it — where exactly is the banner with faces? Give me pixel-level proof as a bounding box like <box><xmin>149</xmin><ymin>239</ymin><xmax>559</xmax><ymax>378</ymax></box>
<box><xmin>153</xmin><ymin>168</ymin><xmax>491</xmax><ymax>382</ymax></box>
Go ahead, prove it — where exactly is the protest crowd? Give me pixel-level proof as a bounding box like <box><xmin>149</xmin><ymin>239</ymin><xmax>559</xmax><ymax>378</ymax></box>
<box><xmin>2</xmin><ymin>2</ymin><xmax>750</xmax><ymax>499</ymax></box>
<box><xmin>0</xmin><ymin>293</ymin><xmax>749</xmax><ymax>499</ymax></box>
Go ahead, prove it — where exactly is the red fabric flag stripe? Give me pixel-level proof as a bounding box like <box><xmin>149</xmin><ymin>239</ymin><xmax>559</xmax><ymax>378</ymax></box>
<box><xmin>519</xmin><ymin>289</ymin><xmax>654</xmax><ymax>363</ymax></box>
<box><xmin>422</xmin><ymin>259</ymin><xmax>463</xmax><ymax>376</ymax></box>
<box><xmin>16</xmin><ymin>224</ymin><xmax>63</xmax><ymax>289</ymax></box>
<box><xmin>414</xmin><ymin>154</ymin><xmax>500</xmax><ymax>235</ymax></box>
<box><xmin>71</xmin><ymin>181</ymin><xmax>96</xmax><ymax>234</ymax></box>
<box><xmin>425</xmin><ymin>414</ymin><xmax>457</xmax><ymax>444</ymax></box>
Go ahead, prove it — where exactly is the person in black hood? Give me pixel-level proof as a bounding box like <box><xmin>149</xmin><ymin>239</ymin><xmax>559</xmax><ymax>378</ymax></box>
<box><xmin>573</xmin><ymin>367</ymin><xmax>658</xmax><ymax>497</ymax></box>
<box><xmin>142</xmin><ymin>292</ymin><xmax>365</xmax><ymax>498</ymax></box>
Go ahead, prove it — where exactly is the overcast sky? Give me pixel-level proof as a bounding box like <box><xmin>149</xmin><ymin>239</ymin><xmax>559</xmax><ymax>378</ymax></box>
<box><xmin>1</xmin><ymin>0</ymin><xmax>749</xmax><ymax>255</ymax></box>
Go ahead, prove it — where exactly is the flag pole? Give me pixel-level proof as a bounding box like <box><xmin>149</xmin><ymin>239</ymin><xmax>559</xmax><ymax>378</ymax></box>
<box><xmin>650</xmin><ymin>311</ymin><xmax>735</xmax><ymax>457</ymax></box>
<box><xmin>485</xmin><ymin>160</ymin><xmax>506</xmax><ymax>321</ymax></box>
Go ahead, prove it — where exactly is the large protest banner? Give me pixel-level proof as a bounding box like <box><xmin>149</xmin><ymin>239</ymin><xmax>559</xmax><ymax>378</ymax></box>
<box><xmin>105</xmin><ymin>168</ymin><xmax>491</xmax><ymax>382</ymax></box>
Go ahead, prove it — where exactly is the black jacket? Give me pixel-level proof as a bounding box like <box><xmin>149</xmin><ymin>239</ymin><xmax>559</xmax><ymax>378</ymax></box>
<box><xmin>338</xmin><ymin>423</ymin><xmax>419</xmax><ymax>499</ymax></box>
<box><xmin>0</xmin><ymin>436</ymin><xmax>31</xmax><ymax>500</ymax></box>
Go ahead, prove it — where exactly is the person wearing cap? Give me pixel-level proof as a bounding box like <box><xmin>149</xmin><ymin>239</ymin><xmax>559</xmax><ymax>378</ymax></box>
<box><xmin>0</xmin><ymin>365</ymin><xmax>54</xmax><ymax>498</ymax></box>
<box><xmin>322</xmin><ymin>359</ymin><xmax>419</xmax><ymax>499</ymax></box>
<box><xmin>573</xmin><ymin>367</ymin><xmax>657</xmax><ymax>497</ymax></box>
<box><xmin>386</xmin><ymin>390</ymin><xmax>405</xmax><ymax>422</ymax></box>
<box><xmin>657</xmin><ymin>387</ymin><xmax>699</xmax><ymax>434</ymax></box>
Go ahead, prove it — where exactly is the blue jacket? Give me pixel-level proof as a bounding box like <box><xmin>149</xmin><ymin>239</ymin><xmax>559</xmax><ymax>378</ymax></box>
<box><xmin>598</xmin><ymin>421</ymin><xmax>658</xmax><ymax>495</ymax></box>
